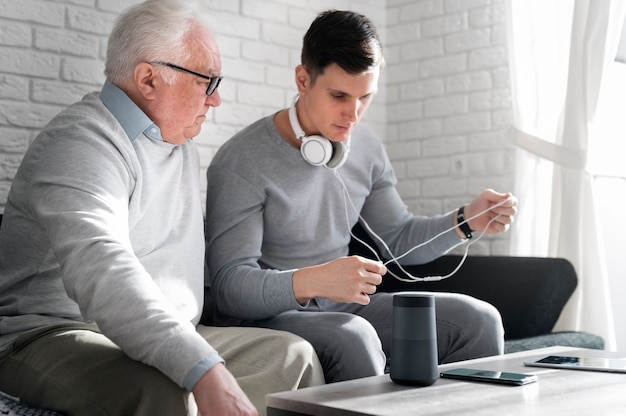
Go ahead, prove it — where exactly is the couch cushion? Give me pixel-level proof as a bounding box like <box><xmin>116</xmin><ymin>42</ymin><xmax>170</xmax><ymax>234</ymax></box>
<box><xmin>0</xmin><ymin>391</ymin><xmax>63</xmax><ymax>416</ymax></box>
<box><xmin>504</xmin><ymin>331</ymin><xmax>605</xmax><ymax>354</ymax></box>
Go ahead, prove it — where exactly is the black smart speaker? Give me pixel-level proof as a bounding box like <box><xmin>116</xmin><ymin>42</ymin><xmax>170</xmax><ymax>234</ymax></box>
<box><xmin>390</xmin><ymin>293</ymin><xmax>439</xmax><ymax>386</ymax></box>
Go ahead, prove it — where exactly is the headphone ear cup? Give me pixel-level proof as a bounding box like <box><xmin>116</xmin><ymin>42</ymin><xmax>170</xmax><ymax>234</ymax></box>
<box><xmin>300</xmin><ymin>135</ymin><xmax>334</xmax><ymax>167</ymax></box>
<box><xmin>325</xmin><ymin>140</ymin><xmax>349</xmax><ymax>170</ymax></box>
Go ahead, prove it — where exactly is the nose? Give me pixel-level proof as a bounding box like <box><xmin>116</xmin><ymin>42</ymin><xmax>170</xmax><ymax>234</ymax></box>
<box><xmin>344</xmin><ymin>99</ymin><xmax>360</xmax><ymax>123</ymax></box>
<box><xmin>206</xmin><ymin>89</ymin><xmax>221</xmax><ymax>107</ymax></box>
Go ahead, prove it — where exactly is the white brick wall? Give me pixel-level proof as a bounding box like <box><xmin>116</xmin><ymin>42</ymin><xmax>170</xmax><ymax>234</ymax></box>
<box><xmin>0</xmin><ymin>0</ymin><xmax>513</xmax><ymax>254</ymax></box>
<box><xmin>386</xmin><ymin>0</ymin><xmax>513</xmax><ymax>255</ymax></box>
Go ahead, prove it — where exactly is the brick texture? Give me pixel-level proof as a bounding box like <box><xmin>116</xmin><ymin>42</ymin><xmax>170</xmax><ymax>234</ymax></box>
<box><xmin>0</xmin><ymin>0</ymin><xmax>513</xmax><ymax>254</ymax></box>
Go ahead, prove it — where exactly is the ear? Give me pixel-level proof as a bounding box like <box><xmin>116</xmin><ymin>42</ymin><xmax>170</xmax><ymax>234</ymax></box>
<box><xmin>295</xmin><ymin>65</ymin><xmax>310</xmax><ymax>96</ymax></box>
<box><xmin>134</xmin><ymin>62</ymin><xmax>159</xmax><ymax>100</ymax></box>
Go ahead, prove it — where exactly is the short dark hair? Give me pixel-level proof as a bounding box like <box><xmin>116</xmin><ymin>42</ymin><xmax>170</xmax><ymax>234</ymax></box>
<box><xmin>301</xmin><ymin>10</ymin><xmax>384</xmax><ymax>83</ymax></box>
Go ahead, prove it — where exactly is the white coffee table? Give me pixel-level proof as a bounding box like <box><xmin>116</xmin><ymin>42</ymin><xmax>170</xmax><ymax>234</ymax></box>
<box><xmin>266</xmin><ymin>346</ymin><xmax>626</xmax><ymax>415</ymax></box>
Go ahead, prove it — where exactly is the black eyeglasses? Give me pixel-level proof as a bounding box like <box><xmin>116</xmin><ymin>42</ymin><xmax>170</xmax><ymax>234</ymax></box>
<box><xmin>150</xmin><ymin>61</ymin><xmax>222</xmax><ymax>96</ymax></box>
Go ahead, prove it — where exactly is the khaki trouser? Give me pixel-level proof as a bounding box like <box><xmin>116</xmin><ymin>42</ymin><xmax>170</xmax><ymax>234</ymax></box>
<box><xmin>0</xmin><ymin>323</ymin><xmax>324</xmax><ymax>416</ymax></box>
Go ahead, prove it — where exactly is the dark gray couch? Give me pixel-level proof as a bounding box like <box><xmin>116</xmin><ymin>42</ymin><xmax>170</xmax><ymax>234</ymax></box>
<box><xmin>348</xmin><ymin>222</ymin><xmax>604</xmax><ymax>353</ymax></box>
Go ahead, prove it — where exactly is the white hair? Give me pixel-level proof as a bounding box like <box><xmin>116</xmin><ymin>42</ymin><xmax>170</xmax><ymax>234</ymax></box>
<box><xmin>104</xmin><ymin>0</ymin><xmax>211</xmax><ymax>84</ymax></box>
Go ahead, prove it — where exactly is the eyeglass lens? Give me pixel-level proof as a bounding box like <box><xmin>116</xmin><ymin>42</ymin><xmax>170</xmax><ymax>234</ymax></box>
<box><xmin>205</xmin><ymin>76</ymin><xmax>222</xmax><ymax>96</ymax></box>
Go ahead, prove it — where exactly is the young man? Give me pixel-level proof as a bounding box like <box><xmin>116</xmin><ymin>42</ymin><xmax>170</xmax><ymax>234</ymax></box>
<box><xmin>0</xmin><ymin>1</ymin><xmax>323</xmax><ymax>415</ymax></box>
<box><xmin>205</xmin><ymin>10</ymin><xmax>517</xmax><ymax>383</ymax></box>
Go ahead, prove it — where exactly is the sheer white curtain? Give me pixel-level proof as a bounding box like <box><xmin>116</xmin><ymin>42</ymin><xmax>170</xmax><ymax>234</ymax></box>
<box><xmin>506</xmin><ymin>0</ymin><xmax>626</xmax><ymax>349</ymax></box>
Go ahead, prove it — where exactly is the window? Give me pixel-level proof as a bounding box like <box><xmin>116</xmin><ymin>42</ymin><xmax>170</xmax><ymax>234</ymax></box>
<box><xmin>587</xmin><ymin>22</ymin><xmax>626</xmax><ymax>350</ymax></box>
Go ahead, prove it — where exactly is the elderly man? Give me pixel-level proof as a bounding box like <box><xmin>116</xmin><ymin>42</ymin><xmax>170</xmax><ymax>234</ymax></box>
<box><xmin>0</xmin><ymin>1</ymin><xmax>323</xmax><ymax>415</ymax></box>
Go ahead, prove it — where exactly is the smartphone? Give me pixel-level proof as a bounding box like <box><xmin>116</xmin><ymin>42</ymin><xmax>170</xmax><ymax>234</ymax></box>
<box><xmin>440</xmin><ymin>368</ymin><xmax>538</xmax><ymax>386</ymax></box>
<box><xmin>524</xmin><ymin>355</ymin><xmax>626</xmax><ymax>373</ymax></box>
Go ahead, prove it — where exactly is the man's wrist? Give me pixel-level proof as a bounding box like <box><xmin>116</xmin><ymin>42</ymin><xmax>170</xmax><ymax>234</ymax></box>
<box><xmin>456</xmin><ymin>206</ymin><xmax>474</xmax><ymax>239</ymax></box>
<box><xmin>183</xmin><ymin>356</ymin><xmax>225</xmax><ymax>392</ymax></box>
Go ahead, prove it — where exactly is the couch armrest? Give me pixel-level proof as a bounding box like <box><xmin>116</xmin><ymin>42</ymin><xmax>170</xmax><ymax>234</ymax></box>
<box><xmin>348</xmin><ymin>224</ymin><xmax>577</xmax><ymax>340</ymax></box>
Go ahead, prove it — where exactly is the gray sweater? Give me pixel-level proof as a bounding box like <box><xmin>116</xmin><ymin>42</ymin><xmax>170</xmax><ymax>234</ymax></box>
<box><xmin>205</xmin><ymin>114</ymin><xmax>462</xmax><ymax>325</ymax></box>
<box><xmin>0</xmin><ymin>83</ymin><xmax>219</xmax><ymax>389</ymax></box>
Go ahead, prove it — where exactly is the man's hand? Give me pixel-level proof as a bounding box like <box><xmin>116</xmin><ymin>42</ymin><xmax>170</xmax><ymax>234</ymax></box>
<box><xmin>461</xmin><ymin>189</ymin><xmax>517</xmax><ymax>236</ymax></box>
<box><xmin>192</xmin><ymin>363</ymin><xmax>257</xmax><ymax>416</ymax></box>
<box><xmin>292</xmin><ymin>256</ymin><xmax>387</xmax><ymax>305</ymax></box>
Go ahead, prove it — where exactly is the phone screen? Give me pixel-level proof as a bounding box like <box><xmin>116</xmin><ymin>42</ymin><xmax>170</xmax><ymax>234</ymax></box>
<box><xmin>440</xmin><ymin>368</ymin><xmax>538</xmax><ymax>386</ymax></box>
<box><xmin>524</xmin><ymin>355</ymin><xmax>626</xmax><ymax>373</ymax></box>
<box><xmin>537</xmin><ymin>355</ymin><xmax>626</xmax><ymax>369</ymax></box>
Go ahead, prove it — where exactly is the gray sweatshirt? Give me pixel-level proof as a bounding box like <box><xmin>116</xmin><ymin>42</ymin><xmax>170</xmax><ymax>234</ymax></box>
<box><xmin>0</xmin><ymin>82</ymin><xmax>220</xmax><ymax>389</ymax></box>
<box><xmin>205</xmin><ymin>114</ymin><xmax>462</xmax><ymax>325</ymax></box>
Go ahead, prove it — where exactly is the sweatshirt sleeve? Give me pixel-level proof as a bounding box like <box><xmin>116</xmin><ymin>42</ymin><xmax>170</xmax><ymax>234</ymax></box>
<box><xmin>205</xmin><ymin>165</ymin><xmax>305</xmax><ymax>321</ymax></box>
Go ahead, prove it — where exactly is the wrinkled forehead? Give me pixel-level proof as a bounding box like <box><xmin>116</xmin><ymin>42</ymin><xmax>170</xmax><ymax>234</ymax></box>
<box><xmin>185</xmin><ymin>23</ymin><xmax>222</xmax><ymax>75</ymax></box>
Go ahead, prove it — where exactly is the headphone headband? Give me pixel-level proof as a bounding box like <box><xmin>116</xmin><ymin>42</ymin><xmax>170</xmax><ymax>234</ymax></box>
<box><xmin>288</xmin><ymin>95</ymin><xmax>306</xmax><ymax>141</ymax></box>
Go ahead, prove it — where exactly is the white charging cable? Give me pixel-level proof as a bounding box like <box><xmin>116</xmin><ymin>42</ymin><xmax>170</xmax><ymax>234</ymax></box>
<box><xmin>334</xmin><ymin>170</ymin><xmax>510</xmax><ymax>282</ymax></box>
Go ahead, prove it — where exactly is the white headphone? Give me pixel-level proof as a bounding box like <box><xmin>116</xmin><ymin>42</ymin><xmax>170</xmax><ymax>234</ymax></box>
<box><xmin>288</xmin><ymin>95</ymin><xmax>349</xmax><ymax>170</ymax></box>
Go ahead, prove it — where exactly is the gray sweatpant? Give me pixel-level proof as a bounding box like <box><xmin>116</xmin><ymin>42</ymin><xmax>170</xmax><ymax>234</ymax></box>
<box><xmin>252</xmin><ymin>291</ymin><xmax>505</xmax><ymax>383</ymax></box>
